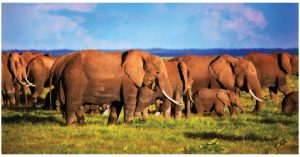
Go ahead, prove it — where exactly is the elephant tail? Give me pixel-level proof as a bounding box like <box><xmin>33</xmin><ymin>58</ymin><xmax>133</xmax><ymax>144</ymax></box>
<box><xmin>49</xmin><ymin>52</ymin><xmax>76</xmax><ymax>110</ymax></box>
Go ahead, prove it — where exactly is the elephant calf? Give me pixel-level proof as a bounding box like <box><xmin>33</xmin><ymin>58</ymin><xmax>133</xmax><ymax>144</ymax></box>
<box><xmin>193</xmin><ymin>88</ymin><xmax>244</xmax><ymax>117</ymax></box>
<box><xmin>282</xmin><ymin>91</ymin><xmax>298</xmax><ymax>114</ymax></box>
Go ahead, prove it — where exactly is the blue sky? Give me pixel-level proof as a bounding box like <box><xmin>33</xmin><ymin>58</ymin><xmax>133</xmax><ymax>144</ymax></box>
<box><xmin>2</xmin><ymin>3</ymin><xmax>298</xmax><ymax>50</ymax></box>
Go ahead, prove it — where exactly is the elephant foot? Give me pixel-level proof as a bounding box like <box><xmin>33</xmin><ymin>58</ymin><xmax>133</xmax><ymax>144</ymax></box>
<box><xmin>66</xmin><ymin>121</ymin><xmax>76</xmax><ymax>126</ymax></box>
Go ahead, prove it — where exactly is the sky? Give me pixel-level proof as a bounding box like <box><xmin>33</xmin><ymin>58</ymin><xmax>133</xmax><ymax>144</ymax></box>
<box><xmin>2</xmin><ymin>3</ymin><xmax>299</xmax><ymax>50</ymax></box>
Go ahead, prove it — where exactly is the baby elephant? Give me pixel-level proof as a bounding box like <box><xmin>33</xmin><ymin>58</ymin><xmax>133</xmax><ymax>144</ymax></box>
<box><xmin>193</xmin><ymin>88</ymin><xmax>244</xmax><ymax>117</ymax></box>
<box><xmin>282</xmin><ymin>91</ymin><xmax>298</xmax><ymax>114</ymax></box>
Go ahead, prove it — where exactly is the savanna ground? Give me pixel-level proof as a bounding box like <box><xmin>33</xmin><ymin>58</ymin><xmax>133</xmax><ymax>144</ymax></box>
<box><xmin>1</xmin><ymin>73</ymin><xmax>298</xmax><ymax>154</ymax></box>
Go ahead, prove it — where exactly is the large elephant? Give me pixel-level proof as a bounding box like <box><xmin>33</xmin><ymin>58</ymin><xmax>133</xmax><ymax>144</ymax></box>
<box><xmin>49</xmin><ymin>50</ymin><xmax>180</xmax><ymax>126</ymax></box>
<box><xmin>2</xmin><ymin>52</ymin><xmax>16</xmax><ymax>107</ymax></box>
<box><xmin>244</xmin><ymin>52</ymin><xmax>298</xmax><ymax>99</ymax></box>
<box><xmin>170</xmin><ymin>54</ymin><xmax>263</xmax><ymax>113</ymax></box>
<box><xmin>134</xmin><ymin>61</ymin><xmax>193</xmax><ymax>119</ymax></box>
<box><xmin>27</xmin><ymin>55</ymin><xmax>59</xmax><ymax>108</ymax></box>
<box><xmin>8</xmin><ymin>52</ymin><xmax>41</xmax><ymax>106</ymax></box>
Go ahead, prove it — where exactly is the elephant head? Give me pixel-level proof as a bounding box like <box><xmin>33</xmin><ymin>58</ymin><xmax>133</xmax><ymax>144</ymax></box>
<box><xmin>122</xmin><ymin>50</ymin><xmax>180</xmax><ymax>105</ymax></box>
<box><xmin>280</xmin><ymin>52</ymin><xmax>298</xmax><ymax>76</ymax></box>
<box><xmin>9</xmin><ymin>52</ymin><xmax>35</xmax><ymax>86</ymax></box>
<box><xmin>217</xmin><ymin>90</ymin><xmax>244</xmax><ymax>112</ymax></box>
<box><xmin>209</xmin><ymin>54</ymin><xmax>263</xmax><ymax>111</ymax></box>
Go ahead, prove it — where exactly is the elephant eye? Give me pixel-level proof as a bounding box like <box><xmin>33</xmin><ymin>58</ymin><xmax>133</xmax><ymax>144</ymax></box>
<box><xmin>156</xmin><ymin>71</ymin><xmax>160</xmax><ymax>74</ymax></box>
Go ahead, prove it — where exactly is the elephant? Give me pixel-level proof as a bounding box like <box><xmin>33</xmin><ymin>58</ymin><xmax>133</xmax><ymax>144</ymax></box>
<box><xmin>134</xmin><ymin>61</ymin><xmax>193</xmax><ymax>119</ymax></box>
<box><xmin>170</xmin><ymin>54</ymin><xmax>263</xmax><ymax>113</ymax></box>
<box><xmin>83</xmin><ymin>104</ymin><xmax>111</xmax><ymax>116</ymax></box>
<box><xmin>21</xmin><ymin>51</ymin><xmax>44</xmax><ymax>65</ymax></box>
<box><xmin>26</xmin><ymin>55</ymin><xmax>59</xmax><ymax>108</ymax></box>
<box><xmin>7</xmin><ymin>52</ymin><xmax>41</xmax><ymax>106</ymax></box>
<box><xmin>193</xmin><ymin>88</ymin><xmax>244</xmax><ymax>117</ymax></box>
<box><xmin>282</xmin><ymin>91</ymin><xmax>298</xmax><ymax>114</ymax></box>
<box><xmin>2</xmin><ymin>52</ymin><xmax>16</xmax><ymax>107</ymax></box>
<box><xmin>244</xmin><ymin>52</ymin><xmax>298</xmax><ymax>99</ymax></box>
<box><xmin>49</xmin><ymin>50</ymin><xmax>180</xmax><ymax>126</ymax></box>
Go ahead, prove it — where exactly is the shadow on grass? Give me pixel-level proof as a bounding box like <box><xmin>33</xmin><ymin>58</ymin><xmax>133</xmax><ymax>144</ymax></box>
<box><xmin>184</xmin><ymin>131</ymin><xmax>277</xmax><ymax>141</ymax></box>
<box><xmin>250</xmin><ymin>117</ymin><xmax>295</xmax><ymax>125</ymax></box>
<box><xmin>2</xmin><ymin>114</ymin><xmax>64</xmax><ymax>126</ymax></box>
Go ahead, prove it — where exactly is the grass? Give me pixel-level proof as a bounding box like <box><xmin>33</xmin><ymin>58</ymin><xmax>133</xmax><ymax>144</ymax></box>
<box><xmin>1</xmin><ymin>76</ymin><xmax>298</xmax><ymax>154</ymax></box>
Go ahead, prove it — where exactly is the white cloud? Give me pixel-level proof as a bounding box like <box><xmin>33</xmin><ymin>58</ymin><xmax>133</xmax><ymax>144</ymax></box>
<box><xmin>197</xmin><ymin>4</ymin><xmax>269</xmax><ymax>48</ymax></box>
<box><xmin>3</xmin><ymin>3</ymin><xmax>132</xmax><ymax>50</ymax></box>
<box><xmin>34</xmin><ymin>3</ymin><xmax>97</xmax><ymax>13</ymax></box>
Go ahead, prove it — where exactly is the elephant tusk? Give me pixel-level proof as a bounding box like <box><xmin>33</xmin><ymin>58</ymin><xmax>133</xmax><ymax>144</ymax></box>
<box><xmin>18</xmin><ymin>80</ymin><xmax>27</xmax><ymax>85</ymax></box>
<box><xmin>249</xmin><ymin>89</ymin><xmax>263</xmax><ymax>102</ymax></box>
<box><xmin>25</xmin><ymin>78</ymin><xmax>36</xmax><ymax>87</ymax></box>
<box><xmin>151</xmin><ymin>81</ymin><xmax>157</xmax><ymax>91</ymax></box>
<box><xmin>188</xmin><ymin>88</ymin><xmax>194</xmax><ymax>104</ymax></box>
<box><xmin>162</xmin><ymin>90</ymin><xmax>181</xmax><ymax>106</ymax></box>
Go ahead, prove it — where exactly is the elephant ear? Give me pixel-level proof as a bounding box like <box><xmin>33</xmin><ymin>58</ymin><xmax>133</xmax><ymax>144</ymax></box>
<box><xmin>122</xmin><ymin>50</ymin><xmax>146</xmax><ymax>87</ymax></box>
<box><xmin>281</xmin><ymin>52</ymin><xmax>292</xmax><ymax>75</ymax></box>
<box><xmin>217</xmin><ymin>90</ymin><xmax>231</xmax><ymax>106</ymax></box>
<box><xmin>178</xmin><ymin>61</ymin><xmax>193</xmax><ymax>94</ymax></box>
<box><xmin>209</xmin><ymin>55</ymin><xmax>237</xmax><ymax>89</ymax></box>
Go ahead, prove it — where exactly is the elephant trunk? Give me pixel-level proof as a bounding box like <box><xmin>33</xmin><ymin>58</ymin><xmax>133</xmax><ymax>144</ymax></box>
<box><xmin>157</xmin><ymin>67</ymin><xmax>181</xmax><ymax>106</ymax></box>
<box><xmin>247</xmin><ymin>75</ymin><xmax>263</xmax><ymax>112</ymax></box>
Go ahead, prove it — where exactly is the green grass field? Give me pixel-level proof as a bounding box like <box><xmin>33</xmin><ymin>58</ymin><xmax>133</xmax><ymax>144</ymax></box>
<box><xmin>2</xmin><ymin>76</ymin><xmax>298</xmax><ymax>154</ymax></box>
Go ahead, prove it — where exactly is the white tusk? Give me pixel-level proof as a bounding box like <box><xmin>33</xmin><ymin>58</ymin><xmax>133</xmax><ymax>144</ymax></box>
<box><xmin>25</xmin><ymin>78</ymin><xmax>36</xmax><ymax>87</ymax></box>
<box><xmin>162</xmin><ymin>90</ymin><xmax>181</xmax><ymax>106</ymax></box>
<box><xmin>249</xmin><ymin>89</ymin><xmax>263</xmax><ymax>102</ymax></box>
<box><xmin>18</xmin><ymin>80</ymin><xmax>26</xmax><ymax>85</ymax></box>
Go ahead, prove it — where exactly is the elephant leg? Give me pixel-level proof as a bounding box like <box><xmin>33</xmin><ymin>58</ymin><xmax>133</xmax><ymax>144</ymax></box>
<box><xmin>124</xmin><ymin>93</ymin><xmax>137</xmax><ymax>122</ymax></box>
<box><xmin>184</xmin><ymin>96</ymin><xmax>191</xmax><ymax>118</ymax></box>
<box><xmin>21</xmin><ymin>85</ymin><xmax>28</xmax><ymax>106</ymax></box>
<box><xmin>122</xmin><ymin>80</ymin><xmax>138</xmax><ymax>122</ymax></box>
<box><xmin>66</xmin><ymin>108</ymin><xmax>77</xmax><ymax>126</ymax></box>
<box><xmin>31</xmin><ymin>83</ymin><xmax>44</xmax><ymax>109</ymax></box>
<box><xmin>66</xmin><ymin>98</ymin><xmax>82</xmax><ymax>126</ymax></box>
<box><xmin>162</xmin><ymin>100</ymin><xmax>172</xmax><ymax>119</ymax></box>
<box><xmin>64</xmin><ymin>80</ymin><xmax>85</xmax><ymax>126</ymax></box>
<box><xmin>174</xmin><ymin>92</ymin><xmax>182</xmax><ymax>119</ymax></box>
<box><xmin>277</xmin><ymin>75</ymin><xmax>289</xmax><ymax>95</ymax></box>
<box><xmin>108</xmin><ymin>101</ymin><xmax>123</xmax><ymax>124</ymax></box>
<box><xmin>15</xmin><ymin>83</ymin><xmax>21</xmax><ymax>107</ymax></box>
<box><xmin>269</xmin><ymin>86</ymin><xmax>278</xmax><ymax>100</ymax></box>
<box><xmin>7</xmin><ymin>92</ymin><xmax>16</xmax><ymax>108</ymax></box>
<box><xmin>76</xmin><ymin>106</ymin><xmax>86</xmax><ymax>126</ymax></box>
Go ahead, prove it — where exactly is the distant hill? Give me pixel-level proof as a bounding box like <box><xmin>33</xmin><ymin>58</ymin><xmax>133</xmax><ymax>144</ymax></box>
<box><xmin>2</xmin><ymin>48</ymin><xmax>298</xmax><ymax>57</ymax></box>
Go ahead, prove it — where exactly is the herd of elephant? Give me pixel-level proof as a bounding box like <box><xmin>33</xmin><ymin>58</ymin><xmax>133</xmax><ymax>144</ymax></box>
<box><xmin>1</xmin><ymin>50</ymin><xmax>299</xmax><ymax>126</ymax></box>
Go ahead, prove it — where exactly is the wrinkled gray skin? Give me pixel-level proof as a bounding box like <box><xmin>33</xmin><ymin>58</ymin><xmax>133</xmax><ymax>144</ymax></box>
<box><xmin>193</xmin><ymin>88</ymin><xmax>244</xmax><ymax>117</ymax></box>
<box><xmin>50</xmin><ymin>50</ymin><xmax>176</xmax><ymax>126</ymax></box>
<box><xmin>170</xmin><ymin>54</ymin><xmax>263</xmax><ymax>113</ymax></box>
<box><xmin>134</xmin><ymin>61</ymin><xmax>193</xmax><ymax>119</ymax></box>
<box><xmin>244</xmin><ymin>52</ymin><xmax>298</xmax><ymax>100</ymax></box>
